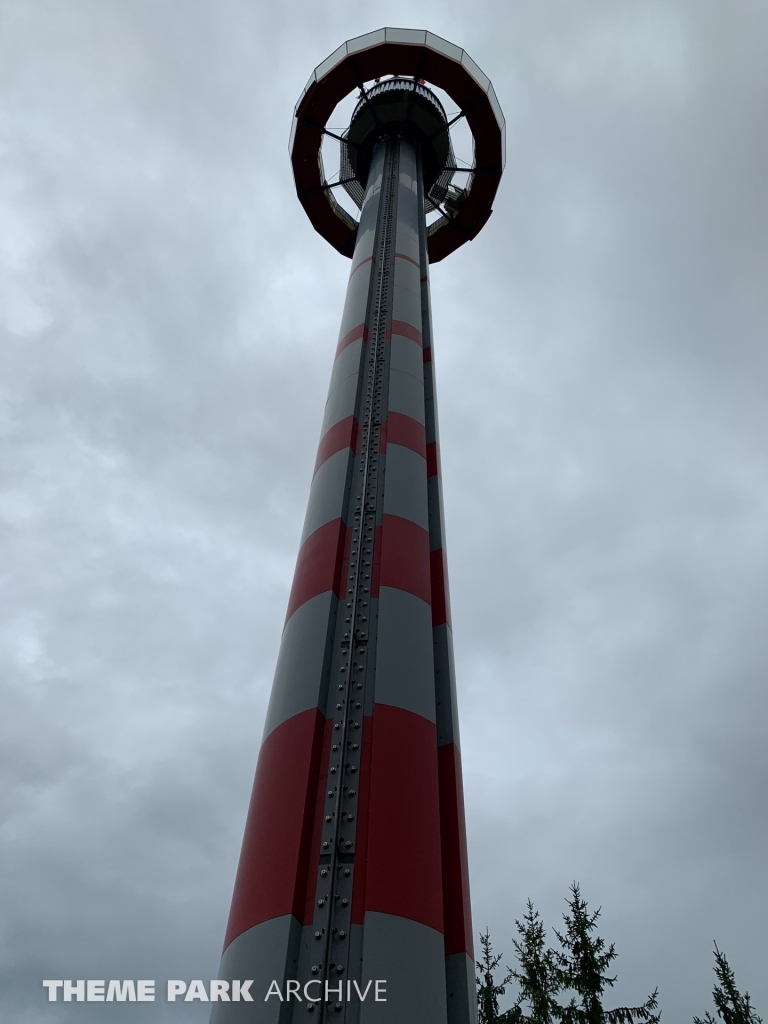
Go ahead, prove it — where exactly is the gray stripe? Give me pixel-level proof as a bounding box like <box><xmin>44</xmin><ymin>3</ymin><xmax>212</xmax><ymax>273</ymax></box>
<box><xmin>382</xmin><ymin>445</ymin><xmax>429</xmax><ymax>531</ymax></box>
<box><xmin>339</xmin><ymin>277</ymin><xmax>372</xmax><ymax>340</ymax></box>
<box><xmin>388</xmin><ymin>368</ymin><xmax>425</xmax><ymax>424</ymax></box>
<box><xmin>210</xmin><ymin>915</ymin><xmax>301</xmax><ymax>1024</ymax></box>
<box><xmin>343</xmin><ymin>924</ymin><xmax>365</xmax><ymax>1024</ymax></box>
<box><xmin>301</xmin><ymin>448</ymin><xmax>351</xmax><ymax>546</ymax></box>
<box><xmin>393</xmin><ymin>253</ymin><xmax>421</xmax><ymax>293</ymax></box>
<box><xmin>396</xmin><ymin>146</ymin><xmax>421</xmax><ymax>258</ymax></box>
<box><xmin>359</xmin><ymin>913</ymin><xmax>447</xmax><ymax>1024</ymax></box>
<box><xmin>364</xmin><ymin>145</ymin><xmax>386</xmax><ymax>201</ymax></box>
<box><xmin>356</xmin><ymin>212</ymin><xmax>376</xmax><ymax>254</ymax></box>
<box><xmin>375</xmin><ymin>587</ymin><xmax>436</xmax><ymax>723</ymax></box>
<box><xmin>398</xmin><ymin>140</ymin><xmax>418</xmax><ymax>180</ymax></box>
<box><xmin>390</xmin><ymin>335</ymin><xmax>423</xmax><ymax>382</ymax></box>
<box><xmin>328</xmin><ymin>339</ymin><xmax>362</xmax><ymax>398</ymax></box>
<box><xmin>349</xmin><ymin>147</ymin><xmax>384</xmax><ymax>263</ymax></box>
<box><xmin>353</xmin><ymin>212</ymin><xmax>377</xmax><ymax>260</ymax></box>
<box><xmin>263</xmin><ymin>592</ymin><xmax>334</xmax><ymax>739</ymax></box>
<box><xmin>398</xmin><ymin>161</ymin><xmax>418</xmax><ymax>193</ymax></box>
<box><xmin>294</xmin><ymin>923</ymin><xmax>329</xmax><ymax>1009</ymax></box>
<box><xmin>397</xmin><ymin>231</ymin><xmax>421</xmax><ymax>262</ymax></box>
<box><xmin>423</xmin><ymin>357</ymin><xmax>441</xmax><ymax>441</ymax></box>
<box><xmin>427</xmin><ymin>475</ymin><xmax>447</xmax><ymax>551</ymax></box>
<box><xmin>434</xmin><ymin>623</ymin><xmax>460</xmax><ymax>748</ymax></box>
<box><xmin>398</xmin><ymin>194</ymin><xmax>418</xmax><ymax>217</ymax></box>
<box><xmin>392</xmin><ymin>278</ymin><xmax>422</xmax><ymax>328</ymax></box>
<box><xmin>446</xmin><ymin>952</ymin><xmax>478</xmax><ymax>1024</ymax></box>
<box><xmin>395</xmin><ymin>233</ymin><xmax>420</xmax><ymax>264</ymax></box>
<box><xmin>353</xmin><ymin>222</ymin><xmax>376</xmax><ymax>259</ymax></box>
<box><xmin>395</xmin><ymin>232</ymin><xmax>420</xmax><ymax>263</ymax></box>
<box><xmin>322</xmin><ymin>372</ymin><xmax>359</xmax><ymax>435</ymax></box>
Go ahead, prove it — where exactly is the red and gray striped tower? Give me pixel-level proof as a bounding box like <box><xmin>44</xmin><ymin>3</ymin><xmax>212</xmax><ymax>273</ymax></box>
<box><xmin>212</xmin><ymin>29</ymin><xmax>504</xmax><ymax>1024</ymax></box>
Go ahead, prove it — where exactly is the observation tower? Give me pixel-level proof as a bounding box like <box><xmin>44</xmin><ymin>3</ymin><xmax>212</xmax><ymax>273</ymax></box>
<box><xmin>212</xmin><ymin>28</ymin><xmax>504</xmax><ymax>1024</ymax></box>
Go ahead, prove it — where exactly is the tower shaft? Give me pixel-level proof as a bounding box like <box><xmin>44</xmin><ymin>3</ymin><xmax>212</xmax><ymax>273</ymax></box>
<box><xmin>212</xmin><ymin>138</ymin><xmax>475</xmax><ymax>1024</ymax></box>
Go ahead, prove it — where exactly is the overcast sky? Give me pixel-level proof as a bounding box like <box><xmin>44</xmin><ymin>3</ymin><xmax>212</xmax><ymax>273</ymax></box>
<box><xmin>1</xmin><ymin>1</ymin><xmax>767</xmax><ymax>1021</ymax></box>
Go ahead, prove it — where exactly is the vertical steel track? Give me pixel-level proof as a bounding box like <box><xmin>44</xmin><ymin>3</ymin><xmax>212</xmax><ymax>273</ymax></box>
<box><xmin>304</xmin><ymin>138</ymin><xmax>399</xmax><ymax>1022</ymax></box>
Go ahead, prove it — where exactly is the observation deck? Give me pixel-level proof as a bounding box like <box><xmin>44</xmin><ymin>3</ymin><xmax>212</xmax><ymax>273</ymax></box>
<box><xmin>289</xmin><ymin>27</ymin><xmax>505</xmax><ymax>262</ymax></box>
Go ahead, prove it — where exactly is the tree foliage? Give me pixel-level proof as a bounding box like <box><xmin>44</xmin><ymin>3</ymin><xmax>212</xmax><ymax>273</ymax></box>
<box><xmin>477</xmin><ymin>884</ymin><xmax>659</xmax><ymax>1024</ymax></box>
<box><xmin>694</xmin><ymin>944</ymin><xmax>762</xmax><ymax>1024</ymax></box>
<box><xmin>511</xmin><ymin>900</ymin><xmax>560</xmax><ymax>1024</ymax></box>
<box><xmin>477</xmin><ymin>928</ymin><xmax>516</xmax><ymax>1024</ymax></box>
<box><xmin>553</xmin><ymin>884</ymin><xmax>659</xmax><ymax>1024</ymax></box>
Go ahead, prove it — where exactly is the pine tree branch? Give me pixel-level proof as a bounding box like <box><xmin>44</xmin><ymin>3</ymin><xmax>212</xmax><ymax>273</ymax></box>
<box><xmin>605</xmin><ymin>989</ymin><xmax>660</xmax><ymax>1024</ymax></box>
<box><xmin>695</xmin><ymin>944</ymin><xmax>764</xmax><ymax>1024</ymax></box>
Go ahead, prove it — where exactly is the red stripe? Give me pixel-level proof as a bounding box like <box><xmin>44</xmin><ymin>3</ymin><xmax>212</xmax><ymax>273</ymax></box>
<box><xmin>395</xmin><ymin>252</ymin><xmax>420</xmax><ymax>269</ymax></box>
<box><xmin>423</xmin><ymin>346</ymin><xmax>432</xmax><ymax>363</ymax></box>
<box><xmin>438</xmin><ymin>743</ymin><xmax>474</xmax><ymax>957</ymax></box>
<box><xmin>223</xmin><ymin>708</ymin><xmax>325</xmax><ymax>948</ymax></box>
<box><xmin>386</xmin><ymin>412</ymin><xmax>427</xmax><ymax>459</ymax></box>
<box><xmin>353</xmin><ymin>705</ymin><xmax>444</xmax><ymax>933</ymax></box>
<box><xmin>336</xmin><ymin>323</ymin><xmax>367</xmax><ymax>356</ymax></box>
<box><xmin>286</xmin><ymin>519</ymin><xmax>347</xmax><ymax>622</ymax></box>
<box><xmin>314</xmin><ymin>416</ymin><xmax>360</xmax><ymax>473</ymax></box>
<box><xmin>426</xmin><ymin>440</ymin><xmax>440</xmax><ymax>478</ymax></box>
<box><xmin>430</xmin><ymin>547</ymin><xmax>451</xmax><ymax>627</ymax></box>
<box><xmin>390</xmin><ymin>320</ymin><xmax>423</xmax><ymax>346</ymax></box>
<box><xmin>379</xmin><ymin>515</ymin><xmax>431</xmax><ymax>605</ymax></box>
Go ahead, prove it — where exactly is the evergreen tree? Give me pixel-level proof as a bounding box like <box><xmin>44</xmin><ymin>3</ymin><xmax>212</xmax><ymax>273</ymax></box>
<box><xmin>477</xmin><ymin>885</ymin><xmax>660</xmax><ymax>1024</ymax></box>
<box><xmin>477</xmin><ymin>928</ymin><xmax>517</xmax><ymax>1024</ymax></box>
<box><xmin>694</xmin><ymin>944</ymin><xmax>763</xmax><ymax>1024</ymax></box>
<box><xmin>511</xmin><ymin>900</ymin><xmax>560</xmax><ymax>1024</ymax></box>
<box><xmin>554</xmin><ymin>884</ymin><xmax>659</xmax><ymax>1024</ymax></box>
